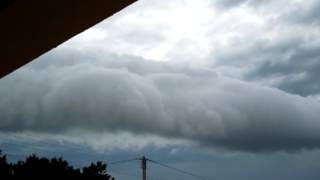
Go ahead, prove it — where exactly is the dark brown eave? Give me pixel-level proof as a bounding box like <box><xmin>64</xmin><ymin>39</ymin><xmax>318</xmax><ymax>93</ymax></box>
<box><xmin>0</xmin><ymin>0</ymin><xmax>137</xmax><ymax>78</ymax></box>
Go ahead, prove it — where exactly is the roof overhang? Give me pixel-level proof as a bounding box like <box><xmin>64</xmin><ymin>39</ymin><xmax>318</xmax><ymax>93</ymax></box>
<box><xmin>0</xmin><ymin>0</ymin><xmax>137</xmax><ymax>78</ymax></box>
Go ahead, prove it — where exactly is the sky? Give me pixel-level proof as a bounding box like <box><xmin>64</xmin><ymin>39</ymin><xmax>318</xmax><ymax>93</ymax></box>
<box><xmin>2</xmin><ymin>0</ymin><xmax>320</xmax><ymax>179</ymax></box>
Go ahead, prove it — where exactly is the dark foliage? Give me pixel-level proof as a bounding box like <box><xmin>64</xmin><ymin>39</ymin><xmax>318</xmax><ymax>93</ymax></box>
<box><xmin>0</xmin><ymin>150</ymin><xmax>114</xmax><ymax>180</ymax></box>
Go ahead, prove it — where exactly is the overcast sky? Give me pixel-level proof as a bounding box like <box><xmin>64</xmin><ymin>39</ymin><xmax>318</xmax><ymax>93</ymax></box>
<box><xmin>2</xmin><ymin>0</ymin><xmax>320</xmax><ymax>179</ymax></box>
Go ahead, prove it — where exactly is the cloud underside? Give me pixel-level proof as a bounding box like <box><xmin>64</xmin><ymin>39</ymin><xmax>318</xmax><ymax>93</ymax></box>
<box><xmin>1</xmin><ymin>50</ymin><xmax>320</xmax><ymax>153</ymax></box>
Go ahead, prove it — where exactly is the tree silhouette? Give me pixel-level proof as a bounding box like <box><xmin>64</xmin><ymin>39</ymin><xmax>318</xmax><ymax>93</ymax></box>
<box><xmin>0</xmin><ymin>150</ymin><xmax>12</xmax><ymax>178</ymax></box>
<box><xmin>0</xmin><ymin>150</ymin><xmax>113</xmax><ymax>179</ymax></box>
<box><xmin>83</xmin><ymin>161</ymin><xmax>114</xmax><ymax>180</ymax></box>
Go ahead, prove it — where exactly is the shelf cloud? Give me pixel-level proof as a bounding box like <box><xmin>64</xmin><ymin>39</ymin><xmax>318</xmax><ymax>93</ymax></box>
<box><xmin>1</xmin><ymin>50</ymin><xmax>320</xmax><ymax>152</ymax></box>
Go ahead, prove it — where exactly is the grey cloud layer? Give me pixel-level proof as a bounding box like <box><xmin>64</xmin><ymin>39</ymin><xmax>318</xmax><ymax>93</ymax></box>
<box><xmin>247</xmin><ymin>41</ymin><xmax>320</xmax><ymax>96</ymax></box>
<box><xmin>60</xmin><ymin>0</ymin><xmax>320</xmax><ymax>98</ymax></box>
<box><xmin>1</xmin><ymin>50</ymin><xmax>320</xmax><ymax>152</ymax></box>
<box><xmin>207</xmin><ymin>0</ymin><xmax>320</xmax><ymax>96</ymax></box>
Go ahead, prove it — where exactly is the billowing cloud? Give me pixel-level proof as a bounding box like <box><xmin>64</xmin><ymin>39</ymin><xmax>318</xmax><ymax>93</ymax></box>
<box><xmin>1</xmin><ymin>49</ymin><xmax>320</xmax><ymax>152</ymax></box>
<box><xmin>60</xmin><ymin>0</ymin><xmax>320</xmax><ymax>94</ymax></box>
<box><xmin>3</xmin><ymin>2</ymin><xmax>320</xmax><ymax>180</ymax></box>
<box><xmin>201</xmin><ymin>0</ymin><xmax>320</xmax><ymax>97</ymax></box>
<box><xmin>246</xmin><ymin>41</ymin><xmax>320</xmax><ymax>96</ymax></box>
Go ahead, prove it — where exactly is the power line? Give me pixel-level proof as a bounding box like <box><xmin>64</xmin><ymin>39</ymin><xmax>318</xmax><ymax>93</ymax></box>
<box><xmin>148</xmin><ymin>159</ymin><xmax>212</xmax><ymax>180</ymax></box>
<box><xmin>147</xmin><ymin>174</ymin><xmax>164</xmax><ymax>180</ymax></box>
<box><xmin>108</xmin><ymin>158</ymin><xmax>140</xmax><ymax>165</ymax></box>
<box><xmin>109</xmin><ymin>169</ymin><xmax>141</xmax><ymax>180</ymax></box>
<box><xmin>110</xmin><ymin>168</ymin><xmax>164</xmax><ymax>180</ymax></box>
<box><xmin>109</xmin><ymin>161</ymin><xmax>140</xmax><ymax>169</ymax></box>
<box><xmin>77</xmin><ymin>156</ymin><xmax>211</xmax><ymax>180</ymax></box>
<box><xmin>77</xmin><ymin>157</ymin><xmax>139</xmax><ymax>169</ymax></box>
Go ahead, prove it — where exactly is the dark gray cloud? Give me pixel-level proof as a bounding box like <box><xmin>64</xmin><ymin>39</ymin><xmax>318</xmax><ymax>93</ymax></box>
<box><xmin>210</xmin><ymin>0</ymin><xmax>269</xmax><ymax>9</ymax></box>
<box><xmin>212</xmin><ymin>0</ymin><xmax>247</xmax><ymax>9</ymax></box>
<box><xmin>244</xmin><ymin>35</ymin><xmax>320</xmax><ymax>96</ymax></box>
<box><xmin>203</xmin><ymin>3</ymin><xmax>320</xmax><ymax>97</ymax></box>
<box><xmin>1</xmin><ymin>49</ymin><xmax>320</xmax><ymax>152</ymax></box>
<box><xmin>204</xmin><ymin>0</ymin><xmax>320</xmax><ymax>97</ymax></box>
<box><xmin>280</xmin><ymin>0</ymin><xmax>320</xmax><ymax>25</ymax></box>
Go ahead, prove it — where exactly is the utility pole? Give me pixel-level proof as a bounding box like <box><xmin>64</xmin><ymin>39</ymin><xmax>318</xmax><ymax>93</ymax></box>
<box><xmin>107</xmin><ymin>156</ymin><xmax>210</xmax><ymax>180</ymax></box>
<box><xmin>141</xmin><ymin>156</ymin><xmax>147</xmax><ymax>180</ymax></box>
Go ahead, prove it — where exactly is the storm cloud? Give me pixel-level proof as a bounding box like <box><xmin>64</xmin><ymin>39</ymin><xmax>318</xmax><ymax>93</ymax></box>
<box><xmin>247</xmin><ymin>43</ymin><xmax>320</xmax><ymax>96</ymax></box>
<box><xmin>1</xmin><ymin>49</ymin><xmax>320</xmax><ymax>152</ymax></box>
<box><xmin>3</xmin><ymin>1</ymin><xmax>320</xmax><ymax>180</ymax></box>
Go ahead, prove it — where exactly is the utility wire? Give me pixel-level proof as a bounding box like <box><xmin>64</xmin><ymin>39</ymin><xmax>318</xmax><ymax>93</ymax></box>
<box><xmin>77</xmin><ymin>156</ymin><xmax>211</xmax><ymax>180</ymax></box>
<box><xmin>109</xmin><ymin>169</ymin><xmax>141</xmax><ymax>180</ymax></box>
<box><xmin>109</xmin><ymin>161</ymin><xmax>140</xmax><ymax>169</ymax></box>
<box><xmin>77</xmin><ymin>157</ymin><xmax>139</xmax><ymax>169</ymax></box>
<box><xmin>148</xmin><ymin>159</ymin><xmax>212</xmax><ymax>180</ymax></box>
<box><xmin>147</xmin><ymin>174</ymin><xmax>164</xmax><ymax>180</ymax></box>
<box><xmin>110</xmin><ymin>168</ymin><xmax>164</xmax><ymax>180</ymax></box>
<box><xmin>108</xmin><ymin>158</ymin><xmax>140</xmax><ymax>165</ymax></box>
